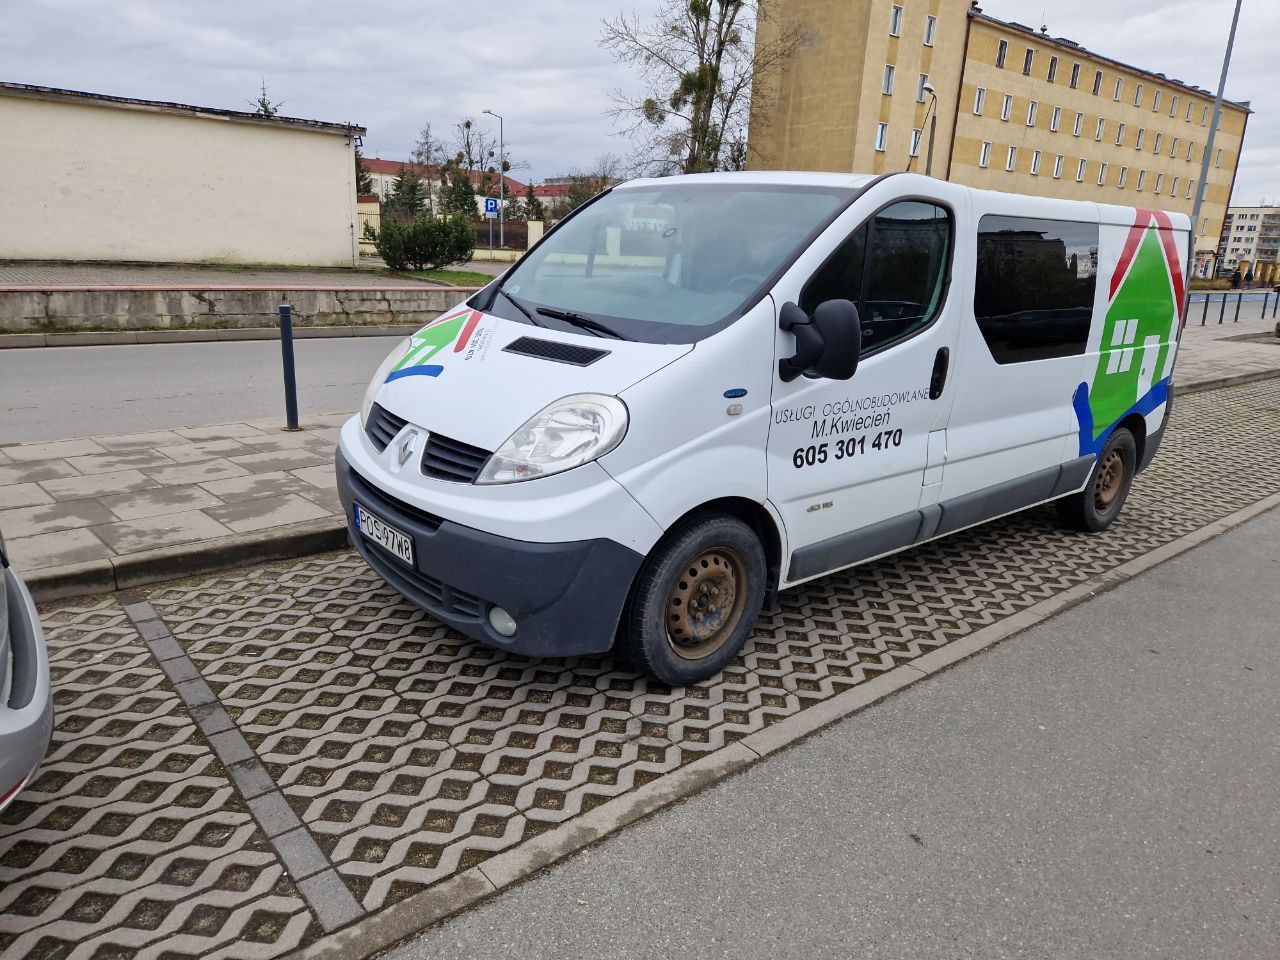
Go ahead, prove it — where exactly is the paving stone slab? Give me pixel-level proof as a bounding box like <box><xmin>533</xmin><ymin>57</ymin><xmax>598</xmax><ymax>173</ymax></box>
<box><xmin>64</xmin><ymin>449</ymin><xmax>181</xmax><ymax>476</ymax></box>
<box><xmin>91</xmin><ymin>509</ymin><xmax>233</xmax><ymax>554</ymax></box>
<box><xmin>200</xmin><ymin>471</ymin><xmax>315</xmax><ymax>504</ymax></box>
<box><xmin>228</xmin><ymin>449</ymin><xmax>330</xmax><ymax>473</ymax></box>
<box><xmin>99</xmin><ymin>484</ymin><xmax>225</xmax><ymax>521</ymax></box>
<box><xmin>203</xmin><ymin>493</ymin><xmax>333</xmax><ymax>534</ymax></box>
<box><xmin>96</xmin><ymin>430</ymin><xmax>190</xmax><ymax>452</ymax></box>
<box><xmin>0</xmin><ymin>459</ymin><xmax>81</xmax><ymax>486</ymax></box>
<box><xmin>40</xmin><ymin>468</ymin><xmax>161</xmax><ymax>501</ymax></box>
<box><xmin>174</xmin><ymin>423</ymin><xmax>271</xmax><ymax>442</ymax></box>
<box><xmin>156</xmin><ymin>438</ymin><xmax>255</xmax><ymax>464</ymax></box>
<box><xmin>3</xmin><ymin>526</ymin><xmax>111</xmax><ymax>569</ymax></box>
<box><xmin>143</xmin><ymin>459</ymin><xmax>252</xmax><ymax>487</ymax></box>
<box><xmin>0</xmin><ymin>499</ymin><xmax>119</xmax><ymax>538</ymax></box>
<box><xmin>0</xmin><ymin>481</ymin><xmax>54</xmax><ymax>510</ymax></box>
<box><xmin>3</xmin><ymin>437</ymin><xmax>106</xmax><ymax>462</ymax></box>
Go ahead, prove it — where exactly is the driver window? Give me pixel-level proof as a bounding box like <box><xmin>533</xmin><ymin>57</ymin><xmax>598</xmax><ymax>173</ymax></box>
<box><xmin>801</xmin><ymin>201</ymin><xmax>953</xmax><ymax>355</ymax></box>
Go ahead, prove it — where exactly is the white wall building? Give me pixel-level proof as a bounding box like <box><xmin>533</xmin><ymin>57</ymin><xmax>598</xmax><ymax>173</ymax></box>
<box><xmin>0</xmin><ymin>82</ymin><xmax>365</xmax><ymax>267</ymax></box>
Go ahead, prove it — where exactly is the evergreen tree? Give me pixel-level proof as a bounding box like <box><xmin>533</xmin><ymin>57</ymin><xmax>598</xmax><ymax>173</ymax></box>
<box><xmin>524</xmin><ymin>183</ymin><xmax>546</xmax><ymax>222</ymax></box>
<box><xmin>438</xmin><ymin>162</ymin><xmax>478</xmax><ymax>217</ymax></box>
<box><xmin>386</xmin><ymin>163</ymin><xmax>429</xmax><ymax>215</ymax></box>
<box><xmin>355</xmin><ymin>145</ymin><xmax>374</xmax><ymax>194</ymax></box>
<box><xmin>249</xmin><ymin>79</ymin><xmax>283</xmax><ymax>117</ymax></box>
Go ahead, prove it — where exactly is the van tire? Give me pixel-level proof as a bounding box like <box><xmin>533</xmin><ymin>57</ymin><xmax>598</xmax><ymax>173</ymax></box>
<box><xmin>623</xmin><ymin>514</ymin><xmax>766</xmax><ymax>686</ymax></box>
<box><xmin>1056</xmin><ymin>428</ymin><xmax>1137</xmax><ymax>532</ymax></box>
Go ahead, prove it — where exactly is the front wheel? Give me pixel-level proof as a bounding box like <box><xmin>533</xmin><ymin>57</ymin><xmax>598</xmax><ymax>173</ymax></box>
<box><xmin>623</xmin><ymin>514</ymin><xmax>767</xmax><ymax>685</ymax></box>
<box><xmin>1056</xmin><ymin>428</ymin><xmax>1137</xmax><ymax>532</ymax></box>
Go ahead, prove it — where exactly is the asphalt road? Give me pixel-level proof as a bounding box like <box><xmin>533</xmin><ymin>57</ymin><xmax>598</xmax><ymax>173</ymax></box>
<box><xmin>0</xmin><ymin>337</ymin><xmax>397</xmax><ymax>443</ymax></box>
<box><xmin>393</xmin><ymin>507</ymin><xmax>1280</xmax><ymax>960</ymax></box>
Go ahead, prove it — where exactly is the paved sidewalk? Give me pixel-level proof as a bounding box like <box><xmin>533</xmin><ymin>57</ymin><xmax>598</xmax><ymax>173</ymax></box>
<box><xmin>0</xmin><ymin>417</ymin><xmax>347</xmax><ymax>596</ymax></box>
<box><xmin>2</xmin><ymin>314</ymin><xmax>1277</xmax><ymax>599</ymax></box>
<box><xmin>0</xmin><ymin>262</ymin><xmax>438</xmax><ymax>288</ymax></box>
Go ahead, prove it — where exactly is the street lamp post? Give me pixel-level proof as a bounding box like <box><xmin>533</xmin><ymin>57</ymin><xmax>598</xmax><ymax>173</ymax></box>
<box><xmin>483</xmin><ymin>109</ymin><xmax>505</xmax><ymax>248</ymax></box>
<box><xmin>923</xmin><ymin>82</ymin><xmax>938</xmax><ymax>177</ymax></box>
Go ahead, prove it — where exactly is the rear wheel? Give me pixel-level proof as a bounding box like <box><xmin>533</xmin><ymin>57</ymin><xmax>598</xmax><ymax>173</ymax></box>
<box><xmin>1056</xmin><ymin>428</ymin><xmax>1137</xmax><ymax>532</ymax></box>
<box><xmin>623</xmin><ymin>514</ymin><xmax>766</xmax><ymax>685</ymax></box>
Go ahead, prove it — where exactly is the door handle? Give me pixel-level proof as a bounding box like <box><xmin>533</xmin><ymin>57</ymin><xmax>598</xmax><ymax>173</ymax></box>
<box><xmin>929</xmin><ymin>347</ymin><xmax>950</xmax><ymax>400</ymax></box>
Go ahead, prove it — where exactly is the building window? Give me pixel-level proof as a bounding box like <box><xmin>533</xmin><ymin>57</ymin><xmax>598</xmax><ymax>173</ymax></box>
<box><xmin>1187</xmin><ymin>140</ymin><xmax>1196</xmax><ymax>161</ymax></box>
<box><xmin>973</xmin><ymin>87</ymin><xmax>986</xmax><ymax>115</ymax></box>
<box><xmin>1187</xmin><ymin>179</ymin><xmax>1195</xmax><ymax>199</ymax></box>
<box><xmin>1095</xmin><ymin>118</ymin><xmax>1105</xmax><ymax>141</ymax></box>
<box><xmin>1169</xmin><ymin>94</ymin><xmax>1178</xmax><ymax>117</ymax></box>
<box><xmin>1076</xmin><ymin>159</ymin><xmax>1087</xmax><ymax>182</ymax></box>
<box><xmin>1023</xmin><ymin>48</ymin><xmax>1035</xmax><ymax>76</ymax></box>
<box><xmin>1031</xmin><ymin>150</ymin><xmax>1042</xmax><ymax>175</ymax></box>
<box><xmin>1114</xmin><ymin>77</ymin><xmax>1124</xmax><ymax>101</ymax></box>
<box><xmin>1136</xmin><ymin>170</ymin><xmax>1146</xmax><ymax>191</ymax></box>
<box><xmin>875</xmin><ymin>122</ymin><xmax>888</xmax><ymax>151</ymax></box>
<box><xmin>1070</xmin><ymin>63</ymin><xmax>1080</xmax><ymax>88</ymax></box>
<box><xmin>1116</xmin><ymin>122</ymin><xmax>1126</xmax><ymax>146</ymax></box>
<box><xmin>924</xmin><ymin>15</ymin><xmax>937</xmax><ymax>46</ymax></box>
<box><xmin>1073</xmin><ymin>112</ymin><xmax>1083</xmax><ymax>137</ymax></box>
<box><xmin>1047</xmin><ymin>56</ymin><xmax>1058</xmax><ymax>82</ymax></box>
<box><xmin>1216</xmin><ymin>147</ymin><xmax>1223</xmax><ymax>167</ymax></box>
<box><xmin>1154</xmin><ymin>172</ymin><xmax>1164</xmax><ymax>194</ymax></box>
<box><xmin>1153</xmin><ymin>132</ymin><xmax>1162</xmax><ymax>153</ymax></box>
<box><xmin>889</xmin><ymin>4</ymin><xmax>903</xmax><ymax>36</ymax></box>
<box><xmin>1171</xmin><ymin>136</ymin><xmax>1179</xmax><ymax>157</ymax></box>
<box><xmin>1092</xmin><ymin>69</ymin><xmax>1103</xmax><ymax>95</ymax></box>
<box><xmin>1202</xmin><ymin>216</ymin><xmax>1209</xmax><ymax>232</ymax></box>
<box><xmin>997</xmin><ymin>39</ymin><xmax>1008</xmax><ymax>68</ymax></box>
<box><xmin>979</xmin><ymin>141</ymin><xmax>992</xmax><ymax>167</ymax></box>
<box><xmin>1053</xmin><ymin>154</ymin><xmax>1064</xmax><ymax>179</ymax></box>
<box><xmin>1001</xmin><ymin>94</ymin><xmax>1013</xmax><ymax>121</ymax></box>
<box><xmin>1171</xmin><ymin>176</ymin><xmax>1179</xmax><ymax>196</ymax></box>
<box><xmin>1201</xmin><ymin>105</ymin><xmax>1209</xmax><ymax>125</ymax></box>
<box><xmin>883</xmin><ymin>64</ymin><xmax>895</xmax><ymax>95</ymax></box>
<box><xmin>1050</xmin><ymin>106</ymin><xmax>1061</xmax><ymax>132</ymax></box>
<box><xmin>1152</xmin><ymin>89</ymin><xmax>1161</xmax><ymax>111</ymax></box>
<box><xmin>1098</xmin><ymin>162</ymin><xmax>1109</xmax><ymax>185</ymax></box>
<box><xmin>917</xmin><ymin>74</ymin><xmax>929</xmax><ymax>102</ymax></box>
<box><xmin>910</xmin><ymin>128</ymin><xmax>922</xmax><ymax>157</ymax></box>
<box><xmin>1006</xmin><ymin>146</ymin><xmax>1018</xmax><ymax>171</ymax></box>
<box><xmin>1135</xmin><ymin>83</ymin><xmax>1147</xmax><ymax>107</ymax></box>
<box><xmin>1136</xmin><ymin>127</ymin><xmax>1145</xmax><ymax>149</ymax></box>
<box><xmin>974</xmin><ymin>216</ymin><xmax>1098</xmax><ymax>364</ymax></box>
<box><xmin>1186</xmin><ymin>101</ymin><xmax>1194</xmax><ymax>121</ymax></box>
<box><xmin>1027</xmin><ymin>101</ymin><xmax>1038</xmax><ymax>126</ymax></box>
<box><xmin>1119</xmin><ymin>166</ymin><xmax>1129</xmax><ymax>188</ymax></box>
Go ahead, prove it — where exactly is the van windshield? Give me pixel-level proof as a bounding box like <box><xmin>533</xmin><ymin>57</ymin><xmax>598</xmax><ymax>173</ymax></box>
<box><xmin>491</xmin><ymin>183</ymin><xmax>853</xmax><ymax>344</ymax></box>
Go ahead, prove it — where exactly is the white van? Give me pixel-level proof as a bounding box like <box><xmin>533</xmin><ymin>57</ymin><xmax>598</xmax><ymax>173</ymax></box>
<box><xmin>337</xmin><ymin>172</ymin><xmax>1183</xmax><ymax>684</ymax></box>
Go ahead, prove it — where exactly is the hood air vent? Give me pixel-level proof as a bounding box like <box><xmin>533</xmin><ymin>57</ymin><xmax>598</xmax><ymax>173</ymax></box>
<box><xmin>503</xmin><ymin>336</ymin><xmax>609</xmax><ymax>367</ymax></box>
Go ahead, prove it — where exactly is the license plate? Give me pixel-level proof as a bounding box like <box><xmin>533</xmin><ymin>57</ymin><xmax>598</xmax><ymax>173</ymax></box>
<box><xmin>353</xmin><ymin>502</ymin><xmax>414</xmax><ymax>566</ymax></box>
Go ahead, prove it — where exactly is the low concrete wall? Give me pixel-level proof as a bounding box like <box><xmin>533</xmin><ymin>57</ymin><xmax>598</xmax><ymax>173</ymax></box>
<box><xmin>0</xmin><ymin>287</ymin><xmax>482</xmax><ymax>333</ymax></box>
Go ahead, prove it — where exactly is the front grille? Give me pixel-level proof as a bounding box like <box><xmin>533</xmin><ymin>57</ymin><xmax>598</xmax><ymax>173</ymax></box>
<box><xmin>365</xmin><ymin>403</ymin><xmax>407</xmax><ymax>452</ymax></box>
<box><xmin>422</xmin><ymin>433</ymin><xmax>491</xmax><ymax>483</ymax></box>
<box><xmin>348</xmin><ymin>466</ymin><xmax>442</xmax><ymax>531</ymax></box>
<box><xmin>504</xmin><ymin>336</ymin><xmax>609</xmax><ymax>367</ymax></box>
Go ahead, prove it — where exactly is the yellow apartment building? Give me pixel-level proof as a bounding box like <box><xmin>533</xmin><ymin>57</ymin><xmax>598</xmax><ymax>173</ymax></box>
<box><xmin>751</xmin><ymin>1</ymin><xmax>1251</xmax><ymax>277</ymax></box>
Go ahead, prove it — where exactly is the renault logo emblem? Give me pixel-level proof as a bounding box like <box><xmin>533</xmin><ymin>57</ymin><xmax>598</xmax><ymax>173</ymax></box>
<box><xmin>397</xmin><ymin>431</ymin><xmax>419</xmax><ymax>467</ymax></box>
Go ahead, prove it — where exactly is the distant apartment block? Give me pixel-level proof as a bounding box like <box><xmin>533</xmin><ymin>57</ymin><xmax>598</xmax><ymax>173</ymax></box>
<box><xmin>1218</xmin><ymin>206</ymin><xmax>1280</xmax><ymax>284</ymax></box>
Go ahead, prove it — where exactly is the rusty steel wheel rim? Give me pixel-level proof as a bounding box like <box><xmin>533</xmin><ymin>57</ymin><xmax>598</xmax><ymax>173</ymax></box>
<box><xmin>1094</xmin><ymin>448</ymin><xmax>1126</xmax><ymax>512</ymax></box>
<box><xmin>665</xmin><ymin>547</ymin><xmax>750</xmax><ymax>661</ymax></box>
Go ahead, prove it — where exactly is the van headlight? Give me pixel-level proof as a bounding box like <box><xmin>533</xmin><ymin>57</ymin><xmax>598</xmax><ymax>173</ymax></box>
<box><xmin>477</xmin><ymin>394</ymin><xmax>628</xmax><ymax>484</ymax></box>
<box><xmin>361</xmin><ymin>338</ymin><xmax>412</xmax><ymax>426</ymax></box>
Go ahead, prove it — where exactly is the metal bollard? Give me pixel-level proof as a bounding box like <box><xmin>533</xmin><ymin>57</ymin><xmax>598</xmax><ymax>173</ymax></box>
<box><xmin>1201</xmin><ymin>294</ymin><xmax>1210</xmax><ymax>325</ymax></box>
<box><xmin>1264</xmin><ymin>292</ymin><xmax>1271</xmax><ymax>321</ymax></box>
<box><xmin>1218</xmin><ymin>294</ymin><xmax>1227</xmax><ymax>324</ymax></box>
<box><xmin>1233</xmin><ymin>293</ymin><xmax>1242</xmax><ymax>323</ymax></box>
<box><xmin>279</xmin><ymin>302</ymin><xmax>301</xmax><ymax>431</ymax></box>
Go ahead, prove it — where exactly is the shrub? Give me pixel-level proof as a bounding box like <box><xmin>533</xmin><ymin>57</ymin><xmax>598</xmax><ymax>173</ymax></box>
<box><xmin>375</xmin><ymin>214</ymin><xmax>476</xmax><ymax>271</ymax></box>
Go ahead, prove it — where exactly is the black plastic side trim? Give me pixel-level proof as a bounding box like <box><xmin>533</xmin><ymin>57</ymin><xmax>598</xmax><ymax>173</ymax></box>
<box><xmin>788</xmin><ymin>511</ymin><xmax>920</xmax><ymax>582</ymax></box>
<box><xmin>1138</xmin><ymin>384</ymin><xmax>1173</xmax><ymax>473</ymax></box>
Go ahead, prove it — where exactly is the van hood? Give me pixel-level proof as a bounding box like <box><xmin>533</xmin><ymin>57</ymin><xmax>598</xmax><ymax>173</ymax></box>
<box><xmin>373</xmin><ymin>305</ymin><xmax>691</xmax><ymax>450</ymax></box>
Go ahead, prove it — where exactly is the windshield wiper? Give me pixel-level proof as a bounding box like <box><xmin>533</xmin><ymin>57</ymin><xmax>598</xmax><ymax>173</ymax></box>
<box><xmin>500</xmin><ymin>290</ymin><xmax>546</xmax><ymax>327</ymax></box>
<box><xmin>535</xmin><ymin>307</ymin><xmax>630</xmax><ymax>340</ymax></box>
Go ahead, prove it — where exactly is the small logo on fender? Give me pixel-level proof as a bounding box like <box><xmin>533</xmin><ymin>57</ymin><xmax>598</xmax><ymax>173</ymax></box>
<box><xmin>397</xmin><ymin>431</ymin><xmax>419</xmax><ymax>467</ymax></box>
<box><xmin>723</xmin><ymin>388</ymin><xmax>748</xmax><ymax>399</ymax></box>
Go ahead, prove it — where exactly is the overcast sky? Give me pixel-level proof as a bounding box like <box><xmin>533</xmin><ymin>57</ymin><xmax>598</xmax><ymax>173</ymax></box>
<box><xmin>3</xmin><ymin>0</ymin><xmax>1274</xmax><ymax>202</ymax></box>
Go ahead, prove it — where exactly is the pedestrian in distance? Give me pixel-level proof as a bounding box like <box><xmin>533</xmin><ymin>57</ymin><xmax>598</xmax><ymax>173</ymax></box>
<box><xmin>1243</xmin><ymin>267</ymin><xmax>1254</xmax><ymax>289</ymax></box>
<box><xmin>1231</xmin><ymin>268</ymin><xmax>1242</xmax><ymax>289</ymax></box>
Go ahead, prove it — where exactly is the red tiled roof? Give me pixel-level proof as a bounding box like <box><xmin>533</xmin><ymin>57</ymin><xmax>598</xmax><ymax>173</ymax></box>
<box><xmin>532</xmin><ymin>183</ymin><xmax>571</xmax><ymax>198</ymax></box>
<box><xmin>363</xmin><ymin>157</ymin><xmax>526</xmax><ymax>195</ymax></box>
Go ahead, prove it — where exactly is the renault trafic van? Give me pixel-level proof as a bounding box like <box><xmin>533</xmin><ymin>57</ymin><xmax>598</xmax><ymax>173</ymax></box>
<box><xmin>337</xmin><ymin>172</ymin><xmax>1182</xmax><ymax>684</ymax></box>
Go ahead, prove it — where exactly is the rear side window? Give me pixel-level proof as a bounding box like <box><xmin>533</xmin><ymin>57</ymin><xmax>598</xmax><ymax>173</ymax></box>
<box><xmin>801</xmin><ymin>201</ymin><xmax>952</xmax><ymax>356</ymax></box>
<box><xmin>974</xmin><ymin>215</ymin><xmax>1098</xmax><ymax>363</ymax></box>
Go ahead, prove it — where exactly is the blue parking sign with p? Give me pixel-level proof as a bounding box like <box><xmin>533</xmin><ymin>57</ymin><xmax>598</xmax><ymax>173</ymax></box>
<box><xmin>484</xmin><ymin>197</ymin><xmax>500</xmax><ymax>217</ymax></box>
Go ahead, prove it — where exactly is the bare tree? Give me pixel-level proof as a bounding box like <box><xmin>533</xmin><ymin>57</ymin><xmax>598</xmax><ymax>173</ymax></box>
<box><xmin>600</xmin><ymin>0</ymin><xmax>802</xmax><ymax>175</ymax></box>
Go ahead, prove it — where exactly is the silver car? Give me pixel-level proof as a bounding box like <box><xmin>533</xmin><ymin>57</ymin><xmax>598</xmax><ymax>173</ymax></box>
<box><xmin>1</xmin><ymin>531</ymin><xmax>53</xmax><ymax>813</ymax></box>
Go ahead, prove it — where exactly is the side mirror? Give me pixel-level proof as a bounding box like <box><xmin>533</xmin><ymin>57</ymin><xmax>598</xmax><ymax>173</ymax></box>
<box><xmin>778</xmin><ymin>299</ymin><xmax>861</xmax><ymax>382</ymax></box>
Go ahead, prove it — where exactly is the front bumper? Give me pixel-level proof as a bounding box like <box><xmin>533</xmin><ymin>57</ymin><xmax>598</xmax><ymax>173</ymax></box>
<box><xmin>0</xmin><ymin>566</ymin><xmax>54</xmax><ymax>814</ymax></box>
<box><xmin>336</xmin><ymin>449</ymin><xmax>645</xmax><ymax>658</ymax></box>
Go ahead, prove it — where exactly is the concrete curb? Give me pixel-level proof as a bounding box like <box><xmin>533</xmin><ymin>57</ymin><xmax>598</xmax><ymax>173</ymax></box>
<box><xmin>285</xmin><ymin>490</ymin><xmax>1280</xmax><ymax>960</ymax></box>
<box><xmin>27</xmin><ymin>516</ymin><xmax>347</xmax><ymax>602</ymax></box>
<box><xmin>1177</xmin><ymin>367</ymin><xmax>1280</xmax><ymax>395</ymax></box>
<box><xmin>0</xmin><ymin>324</ymin><xmax>424</xmax><ymax>349</ymax></box>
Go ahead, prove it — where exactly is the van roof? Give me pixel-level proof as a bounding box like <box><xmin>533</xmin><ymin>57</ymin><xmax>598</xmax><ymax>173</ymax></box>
<box><xmin>617</xmin><ymin>171</ymin><xmax>879</xmax><ymax>191</ymax></box>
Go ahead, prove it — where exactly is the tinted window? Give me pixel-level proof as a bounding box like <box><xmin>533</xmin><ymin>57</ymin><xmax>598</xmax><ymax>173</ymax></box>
<box><xmin>802</xmin><ymin>201</ymin><xmax>952</xmax><ymax>356</ymax></box>
<box><xmin>974</xmin><ymin>215</ymin><xmax>1098</xmax><ymax>363</ymax></box>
